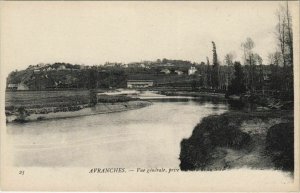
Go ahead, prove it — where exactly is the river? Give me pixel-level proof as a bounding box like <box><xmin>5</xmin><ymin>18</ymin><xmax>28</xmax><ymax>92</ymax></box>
<box><xmin>6</xmin><ymin>98</ymin><xmax>228</xmax><ymax>168</ymax></box>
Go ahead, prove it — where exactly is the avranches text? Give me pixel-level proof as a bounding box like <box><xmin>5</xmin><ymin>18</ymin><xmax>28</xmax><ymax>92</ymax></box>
<box><xmin>89</xmin><ymin>168</ymin><xmax>180</xmax><ymax>173</ymax></box>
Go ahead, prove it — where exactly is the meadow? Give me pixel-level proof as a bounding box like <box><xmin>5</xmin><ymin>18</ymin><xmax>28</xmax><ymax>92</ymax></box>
<box><xmin>5</xmin><ymin>90</ymin><xmax>90</xmax><ymax>110</ymax></box>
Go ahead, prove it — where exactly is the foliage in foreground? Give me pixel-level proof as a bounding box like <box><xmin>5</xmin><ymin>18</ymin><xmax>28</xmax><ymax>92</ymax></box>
<box><xmin>266</xmin><ymin>122</ymin><xmax>294</xmax><ymax>171</ymax></box>
<box><xmin>179</xmin><ymin>113</ymin><xmax>250</xmax><ymax>171</ymax></box>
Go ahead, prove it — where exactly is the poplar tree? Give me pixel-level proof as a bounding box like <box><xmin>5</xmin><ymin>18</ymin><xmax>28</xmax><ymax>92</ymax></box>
<box><xmin>211</xmin><ymin>41</ymin><xmax>219</xmax><ymax>89</ymax></box>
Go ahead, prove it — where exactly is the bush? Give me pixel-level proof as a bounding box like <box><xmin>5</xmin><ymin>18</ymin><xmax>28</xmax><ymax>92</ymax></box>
<box><xmin>266</xmin><ymin>122</ymin><xmax>294</xmax><ymax>171</ymax></box>
<box><xmin>180</xmin><ymin>114</ymin><xmax>250</xmax><ymax>171</ymax></box>
<box><xmin>14</xmin><ymin>106</ymin><xmax>30</xmax><ymax>123</ymax></box>
<box><xmin>37</xmin><ymin>116</ymin><xmax>45</xmax><ymax>121</ymax></box>
<box><xmin>227</xmin><ymin>62</ymin><xmax>246</xmax><ymax>96</ymax></box>
<box><xmin>97</xmin><ymin>95</ymin><xmax>134</xmax><ymax>103</ymax></box>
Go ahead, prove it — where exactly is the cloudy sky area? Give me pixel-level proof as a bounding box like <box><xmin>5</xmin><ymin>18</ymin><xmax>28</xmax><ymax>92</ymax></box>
<box><xmin>1</xmin><ymin>1</ymin><xmax>297</xmax><ymax>76</ymax></box>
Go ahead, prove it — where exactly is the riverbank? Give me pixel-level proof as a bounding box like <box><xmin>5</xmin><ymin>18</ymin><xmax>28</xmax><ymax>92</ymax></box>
<box><xmin>6</xmin><ymin>100</ymin><xmax>152</xmax><ymax>123</ymax></box>
<box><xmin>159</xmin><ymin>90</ymin><xmax>226</xmax><ymax>99</ymax></box>
<box><xmin>180</xmin><ymin>110</ymin><xmax>294</xmax><ymax>172</ymax></box>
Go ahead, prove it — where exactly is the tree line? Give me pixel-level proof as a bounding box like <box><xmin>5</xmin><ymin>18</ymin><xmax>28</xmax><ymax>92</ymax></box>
<box><xmin>204</xmin><ymin>2</ymin><xmax>293</xmax><ymax>99</ymax></box>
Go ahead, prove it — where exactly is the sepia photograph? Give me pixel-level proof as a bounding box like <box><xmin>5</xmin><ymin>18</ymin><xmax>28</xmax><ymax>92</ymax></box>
<box><xmin>0</xmin><ymin>1</ymin><xmax>299</xmax><ymax>191</ymax></box>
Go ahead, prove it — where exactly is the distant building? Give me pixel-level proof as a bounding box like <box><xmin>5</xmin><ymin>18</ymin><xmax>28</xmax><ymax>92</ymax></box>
<box><xmin>104</xmin><ymin>63</ymin><xmax>116</xmax><ymax>67</ymax></box>
<box><xmin>158</xmin><ymin>63</ymin><xmax>174</xmax><ymax>67</ymax></box>
<box><xmin>57</xmin><ymin>65</ymin><xmax>66</xmax><ymax>70</ymax></box>
<box><xmin>7</xmin><ymin>83</ymin><xmax>29</xmax><ymax>90</ymax></box>
<box><xmin>17</xmin><ymin>83</ymin><xmax>29</xmax><ymax>90</ymax></box>
<box><xmin>7</xmin><ymin>84</ymin><xmax>18</xmax><ymax>90</ymax></box>
<box><xmin>46</xmin><ymin>67</ymin><xmax>54</xmax><ymax>71</ymax></box>
<box><xmin>127</xmin><ymin>62</ymin><xmax>144</xmax><ymax>68</ymax></box>
<box><xmin>188</xmin><ymin>66</ymin><xmax>197</xmax><ymax>75</ymax></box>
<box><xmin>175</xmin><ymin>70</ymin><xmax>184</xmax><ymax>75</ymax></box>
<box><xmin>127</xmin><ymin>80</ymin><xmax>154</xmax><ymax>88</ymax></box>
<box><xmin>36</xmin><ymin>63</ymin><xmax>46</xmax><ymax>68</ymax></box>
<box><xmin>160</xmin><ymin>69</ymin><xmax>171</xmax><ymax>74</ymax></box>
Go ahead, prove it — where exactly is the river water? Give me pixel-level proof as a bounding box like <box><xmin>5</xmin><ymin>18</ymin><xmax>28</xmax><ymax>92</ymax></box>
<box><xmin>7</xmin><ymin>98</ymin><xmax>228</xmax><ymax>168</ymax></box>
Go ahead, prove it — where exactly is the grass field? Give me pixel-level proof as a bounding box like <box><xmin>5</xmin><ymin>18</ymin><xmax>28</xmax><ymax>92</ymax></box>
<box><xmin>5</xmin><ymin>90</ymin><xmax>90</xmax><ymax>110</ymax></box>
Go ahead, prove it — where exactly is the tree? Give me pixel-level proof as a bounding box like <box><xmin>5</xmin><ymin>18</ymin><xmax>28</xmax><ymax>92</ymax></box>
<box><xmin>285</xmin><ymin>2</ymin><xmax>293</xmax><ymax>66</ymax></box>
<box><xmin>276</xmin><ymin>6</ymin><xmax>287</xmax><ymax>67</ymax></box>
<box><xmin>88</xmin><ymin>69</ymin><xmax>97</xmax><ymax>89</ymax></box>
<box><xmin>227</xmin><ymin>62</ymin><xmax>246</xmax><ymax>96</ymax></box>
<box><xmin>241</xmin><ymin>37</ymin><xmax>255</xmax><ymax>65</ymax></box>
<box><xmin>253</xmin><ymin>53</ymin><xmax>263</xmax><ymax>65</ymax></box>
<box><xmin>162</xmin><ymin>58</ymin><xmax>168</xmax><ymax>64</ymax></box>
<box><xmin>268</xmin><ymin>51</ymin><xmax>283</xmax><ymax>66</ymax></box>
<box><xmin>16</xmin><ymin>107</ymin><xmax>30</xmax><ymax>122</ymax></box>
<box><xmin>211</xmin><ymin>41</ymin><xmax>220</xmax><ymax>89</ymax></box>
<box><xmin>254</xmin><ymin>54</ymin><xmax>264</xmax><ymax>91</ymax></box>
<box><xmin>241</xmin><ymin>37</ymin><xmax>258</xmax><ymax>91</ymax></box>
<box><xmin>206</xmin><ymin>57</ymin><xmax>212</xmax><ymax>88</ymax></box>
<box><xmin>275</xmin><ymin>2</ymin><xmax>293</xmax><ymax>91</ymax></box>
<box><xmin>224</xmin><ymin>53</ymin><xmax>234</xmax><ymax>66</ymax></box>
<box><xmin>224</xmin><ymin>53</ymin><xmax>235</xmax><ymax>90</ymax></box>
<box><xmin>276</xmin><ymin>2</ymin><xmax>293</xmax><ymax>67</ymax></box>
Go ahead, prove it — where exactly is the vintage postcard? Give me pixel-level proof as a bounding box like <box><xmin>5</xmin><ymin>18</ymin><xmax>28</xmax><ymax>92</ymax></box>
<box><xmin>0</xmin><ymin>1</ymin><xmax>299</xmax><ymax>191</ymax></box>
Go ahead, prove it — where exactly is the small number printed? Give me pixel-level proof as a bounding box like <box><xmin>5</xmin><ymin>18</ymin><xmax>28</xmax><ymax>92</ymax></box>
<box><xmin>19</xmin><ymin>170</ymin><xmax>24</xmax><ymax>175</ymax></box>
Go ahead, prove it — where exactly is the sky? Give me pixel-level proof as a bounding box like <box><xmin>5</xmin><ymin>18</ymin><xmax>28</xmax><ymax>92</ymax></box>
<box><xmin>1</xmin><ymin>1</ymin><xmax>298</xmax><ymax>76</ymax></box>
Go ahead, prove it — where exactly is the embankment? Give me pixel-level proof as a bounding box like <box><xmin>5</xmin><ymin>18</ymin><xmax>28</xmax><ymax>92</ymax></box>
<box><xmin>160</xmin><ymin>90</ymin><xmax>225</xmax><ymax>99</ymax></box>
<box><xmin>179</xmin><ymin>110</ymin><xmax>294</xmax><ymax>172</ymax></box>
<box><xmin>6</xmin><ymin>100</ymin><xmax>152</xmax><ymax>123</ymax></box>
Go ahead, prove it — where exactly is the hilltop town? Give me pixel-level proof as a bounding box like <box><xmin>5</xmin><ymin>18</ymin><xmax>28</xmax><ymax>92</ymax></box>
<box><xmin>6</xmin><ymin>56</ymin><xmax>275</xmax><ymax>94</ymax></box>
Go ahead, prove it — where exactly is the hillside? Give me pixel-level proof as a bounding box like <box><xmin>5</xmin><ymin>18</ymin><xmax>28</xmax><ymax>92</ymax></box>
<box><xmin>6</xmin><ymin>61</ymin><xmax>201</xmax><ymax>90</ymax></box>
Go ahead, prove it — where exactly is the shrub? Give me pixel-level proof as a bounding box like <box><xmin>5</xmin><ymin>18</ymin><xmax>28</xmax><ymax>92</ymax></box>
<box><xmin>14</xmin><ymin>106</ymin><xmax>30</xmax><ymax>123</ymax></box>
<box><xmin>266</xmin><ymin>122</ymin><xmax>294</xmax><ymax>171</ymax></box>
<box><xmin>180</xmin><ymin>114</ymin><xmax>250</xmax><ymax>171</ymax></box>
<box><xmin>97</xmin><ymin>95</ymin><xmax>134</xmax><ymax>103</ymax></box>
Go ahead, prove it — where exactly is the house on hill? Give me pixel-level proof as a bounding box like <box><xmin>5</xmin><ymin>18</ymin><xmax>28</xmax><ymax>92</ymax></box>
<box><xmin>158</xmin><ymin>63</ymin><xmax>174</xmax><ymax>67</ymax></box>
<box><xmin>57</xmin><ymin>65</ymin><xmax>66</xmax><ymax>70</ymax></box>
<box><xmin>7</xmin><ymin>83</ymin><xmax>29</xmax><ymax>90</ymax></box>
<box><xmin>188</xmin><ymin>66</ymin><xmax>197</xmax><ymax>75</ymax></box>
<box><xmin>175</xmin><ymin>70</ymin><xmax>184</xmax><ymax>75</ymax></box>
<box><xmin>160</xmin><ymin>69</ymin><xmax>171</xmax><ymax>74</ymax></box>
<box><xmin>7</xmin><ymin>84</ymin><xmax>18</xmax><ymax>90</ymax></box>
<box><xmin>46</xmin><ymin>67</ymin><xmax>54</xmax><ymax>71</ymax></box>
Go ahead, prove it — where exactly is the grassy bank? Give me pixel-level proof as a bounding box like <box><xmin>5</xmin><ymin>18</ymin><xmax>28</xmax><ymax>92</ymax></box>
<box><xmin>6</xmin><ymin>101</ymin><xmax>152</xmax><ymax>123</ymax></box>
<box><xmin>5</xmin><ymin>90</ymin><xmax>152</xmax><ymax>123</ymax></box>
<box><xmin>180</xmin><ymin>110</ymin><xmax>294</xmax><ymax>172</ymax></box>
<box><xmin>159</xmin><ymin>90</ymin><xmax>225</xmax><ymax>99</ymax></box>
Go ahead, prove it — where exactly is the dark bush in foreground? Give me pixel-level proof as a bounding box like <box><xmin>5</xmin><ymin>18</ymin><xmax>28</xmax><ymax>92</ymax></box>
<box><xmin>180</xmin><ymin>114</ymin><xmax>250</xmax><ymax>171</ymax></box>
<box><xmin>266</xmin><ymin>122</ymin><xmax>294</xmax><ymax>171</ymax></box>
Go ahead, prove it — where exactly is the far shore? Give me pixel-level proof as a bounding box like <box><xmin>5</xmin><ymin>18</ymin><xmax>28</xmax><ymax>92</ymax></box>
<box><xmin>6</xmin><ymin>100</ymin><xmax>152</xmax><ymax>123</ymax></box>
<box><xmin>158</xmin><ymin>90</ymin><xmax>226</xmax><ymax>99</ymax></box>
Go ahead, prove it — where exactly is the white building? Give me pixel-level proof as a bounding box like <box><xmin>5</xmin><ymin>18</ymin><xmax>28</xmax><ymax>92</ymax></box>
<box><xmin>7</xmin><ymin>83</ymin><xmax>29</xmax><ymax>90</ymax></box>
<box><xmin>46</xmin><ymin>67</ymin><xmax>54</xmax><ymax>71</ymax></box>
<box><xmin>7</xmin><ymin>84</ymin><xmax>18</xmax><ymax>90</ymax></box>
<box><xmin>127</xmin><ymin>80</ymin><xmax>154</xmax><ymax>88</ymax></box>
<box><xmin>160</xmin><ymin>69</ymin><xmax>171</xmax><ymax>74</ymax></box>
<box><xmin>175</xmin><ymin>70</ymin><xmax>184</xmax><ymax>75</ymax></box>
<box><xmin>17</xmin><ymin>83</ymin><xmax>29</xmax><ymax>90</ymax></box>
<box><xmin>188</xmin><ymin>66</ymin><xmax>197</xmax><ymax>75</ymax></box>
<box><xmin>57</xmin><ymin>65</ymin><xmax>66</xmax><ymax>70</ymax></box>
